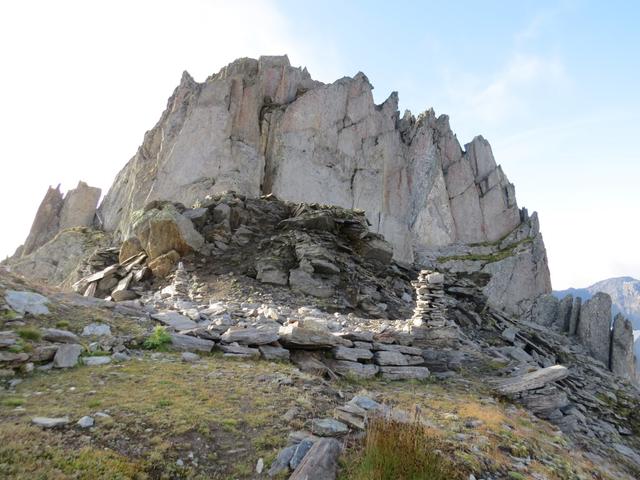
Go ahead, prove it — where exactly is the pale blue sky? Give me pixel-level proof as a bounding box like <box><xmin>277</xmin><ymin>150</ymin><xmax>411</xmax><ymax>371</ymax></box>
<box><xmin>0</xmin><ymin>0</ymin><xmax>638</xmax><ymax>288</ymax></box>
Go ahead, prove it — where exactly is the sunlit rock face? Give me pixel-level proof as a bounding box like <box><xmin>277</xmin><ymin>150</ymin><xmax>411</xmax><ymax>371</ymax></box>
<box><xmin>95</xmin><ymin>55</ymin><xmax>550</xmax><ymax>311</ymax></box>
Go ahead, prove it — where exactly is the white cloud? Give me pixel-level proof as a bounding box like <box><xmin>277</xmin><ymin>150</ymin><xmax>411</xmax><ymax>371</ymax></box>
<box><xmin>0</xmin><ymin>0</ymin><xmax>342</xmax><ymax>259</ymax></box>
<box><xmin>465</xmin><ymin>54</ymin><xmax>568</xmax><ymax>124</ymax></box>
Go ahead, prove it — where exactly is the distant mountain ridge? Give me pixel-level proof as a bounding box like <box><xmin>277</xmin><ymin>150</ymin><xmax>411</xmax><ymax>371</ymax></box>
<box><xmin>554</xmin><ymin>276</ymin><xmax>640</xmax><ymax>328</ymax></box>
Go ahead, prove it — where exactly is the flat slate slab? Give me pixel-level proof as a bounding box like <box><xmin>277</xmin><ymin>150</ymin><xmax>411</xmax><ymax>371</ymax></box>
<box><xmin>5</xmin><ymin>290</ymin><xmax>50</xmax><ymax>315</ymax></box>
<box><xmin>378</xmin><ymin>366</ymin><xmax>430</xmax><ymax>381</ymax></box>
<box><xmin>32</xmin><ymin>417</ymin><xmax>70</xmax><ymax>428</ymax></box>
<box><xmin>495</xmin><ymin>365</ymin><xmax>569</xmax><ymax>394</ymax></box>
<box><xmin>151</xmin><ymin>311</ymin><xmax>198</xmax><ymax>331</ymax></box>
<box><xmin>289</xmin><ymin>438</ymin><xmax>342</xmax><ymax>480</ymax></box>
<box><xmin>169</xmin><ymin>333</ymin><xmax>215</xmax><ymax>352</ymax></box>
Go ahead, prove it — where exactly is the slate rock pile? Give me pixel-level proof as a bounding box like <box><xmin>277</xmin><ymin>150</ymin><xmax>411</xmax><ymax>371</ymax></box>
<box><xmin>71</xmin><ymin>192</ymin><xmax>416</xmax><ymax>320</ymax></box>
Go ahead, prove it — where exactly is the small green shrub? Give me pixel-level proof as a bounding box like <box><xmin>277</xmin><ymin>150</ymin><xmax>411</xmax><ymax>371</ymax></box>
<box><xmin>17</xmin><ymin>327</ymin><xmax>42</xmax><ymax>341</ymax></box>
<box><xmin>143</xmin><ymin>326</ymin><xmax>172</xmax><ymax>350</ymax></box>
<box><xmin>347</xmin><ymin>413</ymin><xmax>465</xmax><ymax>480</ymax></box>
<box><xmin>2</xmin><ymin>398</ymin><xmax>25</xmax><ymax>407</ymax></box>
<box><xmin>55</xmin><ymin>320</ymin><xmax>70</xmax><ymax>329</ymax></box>
<box><xmin>1</xmin><ymin>310</ymin><xmax>19</xmax><ymax>320</ymax></box>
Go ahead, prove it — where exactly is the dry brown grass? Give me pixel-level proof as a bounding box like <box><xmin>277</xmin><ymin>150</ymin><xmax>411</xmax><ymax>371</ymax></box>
<box><xmin>341</xmin><ymin>408</ymin><xmax>466</xmax><ymax>480</ymax></box>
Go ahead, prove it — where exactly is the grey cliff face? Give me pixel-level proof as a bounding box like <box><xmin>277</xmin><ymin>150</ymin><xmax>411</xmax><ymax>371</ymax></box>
<box><xmin>95</xmin><ymin>55</ymin><xmax>551</xmax><ymax>311</ymax></box>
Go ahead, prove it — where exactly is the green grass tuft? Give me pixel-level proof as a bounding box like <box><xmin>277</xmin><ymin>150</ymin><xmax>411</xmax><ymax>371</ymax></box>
<box><xmin>143</xmin><ymin>326</ymin><xmax>172</xmax><ymax>351</ymax></box>
<box><xmin>17</xmin><ymin>327</ymin><xmax>42</xmax><ymax>342</ymax></box>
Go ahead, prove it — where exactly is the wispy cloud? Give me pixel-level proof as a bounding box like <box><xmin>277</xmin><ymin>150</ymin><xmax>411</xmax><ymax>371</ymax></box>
<box><xmin>447</xmin><ymin>53</ymin><xmax>569</xmax><ymax>125</ymax></box>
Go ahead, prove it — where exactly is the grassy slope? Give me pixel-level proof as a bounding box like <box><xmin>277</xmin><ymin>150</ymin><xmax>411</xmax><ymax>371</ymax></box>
<box><xmin>0</xmin><ymin>355</ymin><xmax>619</xmax><ymax>480</ymax></box>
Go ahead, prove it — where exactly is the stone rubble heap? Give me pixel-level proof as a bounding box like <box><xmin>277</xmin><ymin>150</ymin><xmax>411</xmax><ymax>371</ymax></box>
<box><xmin>411</xmin><ymin>270</ymin><xmax>447</xmax><ymax>327</ymax></box>
<box><xmin>66</xmin><ymin>192</ymin><xmax>415</xmax><ymax>320</ymax></box>
<box><xmin>71</xmin><ymin>251</ymin><xmax>150</xmax><ymax>302</ymax></box>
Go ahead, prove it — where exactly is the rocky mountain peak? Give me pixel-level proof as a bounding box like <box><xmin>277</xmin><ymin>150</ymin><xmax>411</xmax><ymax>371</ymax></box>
<box><xmin>1</xmin><ymin>56</ymin><xmax>639</xmax><ymax>477</ymax></box>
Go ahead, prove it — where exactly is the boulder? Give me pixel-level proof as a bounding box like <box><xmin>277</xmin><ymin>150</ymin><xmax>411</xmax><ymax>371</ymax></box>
<box><xmin>219</xmin><ymin>343</ymin><xmax>260</xmax><ymax>358</ymax></box>
<box><xmin>557</xmin><ymin>294</ymin><xmax>574</xmax><ymax>332</ymax></box>
<box><xmin>0</xmin><ymin>351</ymin><xmax>29</xmax><ymax>364</ymax></box>
<box><xmin>111</xmin><ymin>273</ymin><xmax>138</xmax><ymax>301</ymax></box>
<box><xmin>221</xmin><ymin>326</ymin><xmax>279</xmax><ymax>345</ymax></box>
<box><xmin>332</xmin><ymin>346</ymin><xmax>373</xmax><ymax>362</ymax></box>
<box><xmin>4</xmin><ymin>290</ymin><xmax>50</xmax><ymax>316</ymax></box>
<box><xmin>181</xmin><ymin>352</ymin><xmax>200</xmax><ymax>362</ymax></box>
<box><xmin>311</xmin><ymin>418</ymin><xmax>348</xmax><ymax>437</ymax></box>
<box><xmin>53</xmin><ymin>344</ymin><xmax>83</xmax><ymax>368</ymax></box>
<box><xmin>151</xmin><ymin>311</ymin><xmax>198</xmax><ymax>330</ymax></box>
<box><xmin>268</xmin><ymin>445</ymin><xmax>296</xmax><ymax>477</ymax></box>
<box><xmin>577</xmin><ymin>292</ymin><xmax>612</xmax><ymax>365</ymax></box>
<box><xmin>259</xmin><ymin>345</ymin><xmax>290</xmax><ymax>361</ymax></box>
<box><xmin>81</xmin><ymin>323</ymin><xmax>112</xmax><ymax>337</ymax></box>
<box><xmin>77</xmin><ymin>416</ymin><xmax>95</xmax><ymax>428</ymax></box>
<box><xmin>30</xmin><ymin>345</ymin><xmax>59</xmax><ymax>362</ymax></box>
<box><xmin>373</xmin><ymin>350</ymin><xmax>423</xmax><ymax>366</ymax></box>
<box><xmin>42</xmin><ymin>328</ymin><xmax>80</xmax><ymax>344</ymax></box>
<box><xmin>132</xmin><ymin>203</ymin><xmax>204</xmax><ymax>260</ymax></box>
<box><xmin>279</xmin><ymin>324</ymin><xmax>343</xmax><ymax>349</ymax></box>
<box><xmin>495</xmin><ymin>365</ymin><xmax>569</xmax><ymax>394</ymax></box>
<box><xmin>334</xmin><ymin>403</ymin><xmax>368</xmax><ymax>429</ymax></box>
<box><xmin>372</xmin><ymin>343</ymin><xmax>422</xmax><ymax>356</ymax></box>
<box><xmin>378</xmin><ymin>366</ymin><xmax>430</xmax><ymax>381</ymax></box>
<box><xmin>147</xmin><ymin>250</ymin><xmax>181</xmax><ymax>278</ymax></box>
<box><xmin>82</xmin><ymin>356</ymin><xmax>111</xmax><ymax>366</ymax></box>
<box><xmin>119</xmin><ymin>237</ymin><xmax>144</xmax><ymax>263</ymax></box>
<box><xmin>325</xmin><ymin>360</ymin><xmax>379</xmax><ymax>379</ymax></box>
<box><xmin>169</xmin><ymin>333</ymin><xmax>215</xmax><ymax>353</ymax></box>
<box><xmin>289</xmin><ymin>438</ymin><xmax>342</xmax><ymax>480</ymax></box>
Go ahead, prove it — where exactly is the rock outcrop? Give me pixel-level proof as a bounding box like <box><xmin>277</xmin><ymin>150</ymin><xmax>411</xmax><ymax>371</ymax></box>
<box><xmin>92</xmin><ymin>55</ymin><xmax>550</xmax><ymax>312</ymax></box>
<box><xmin>21</xmin><ymin>185</ymin><xmax>65</xmax><ymax>256</ymax></box>
<box><xmin>529</xmin><ymin>289</ymin><xmax>638</xmax><ymax>383</ymax></box>
<box><xmin>58</xmin><ymin>181</ymin><xmax>101</xmax><ymax>231</ymax></box>
<box><xmin>610</xmin><ymin>313</ymin><xmax>636</xmax><ymax>380</ymax></box>
<box><xmin>17</xmin><ymin>181</ymin><xmax>102</xmax><ymax>259</ymax></box>
<box><xmin>578</xmin><ymin>292</ymin><xmax>612</xmax><ymax>366</ymax></box>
